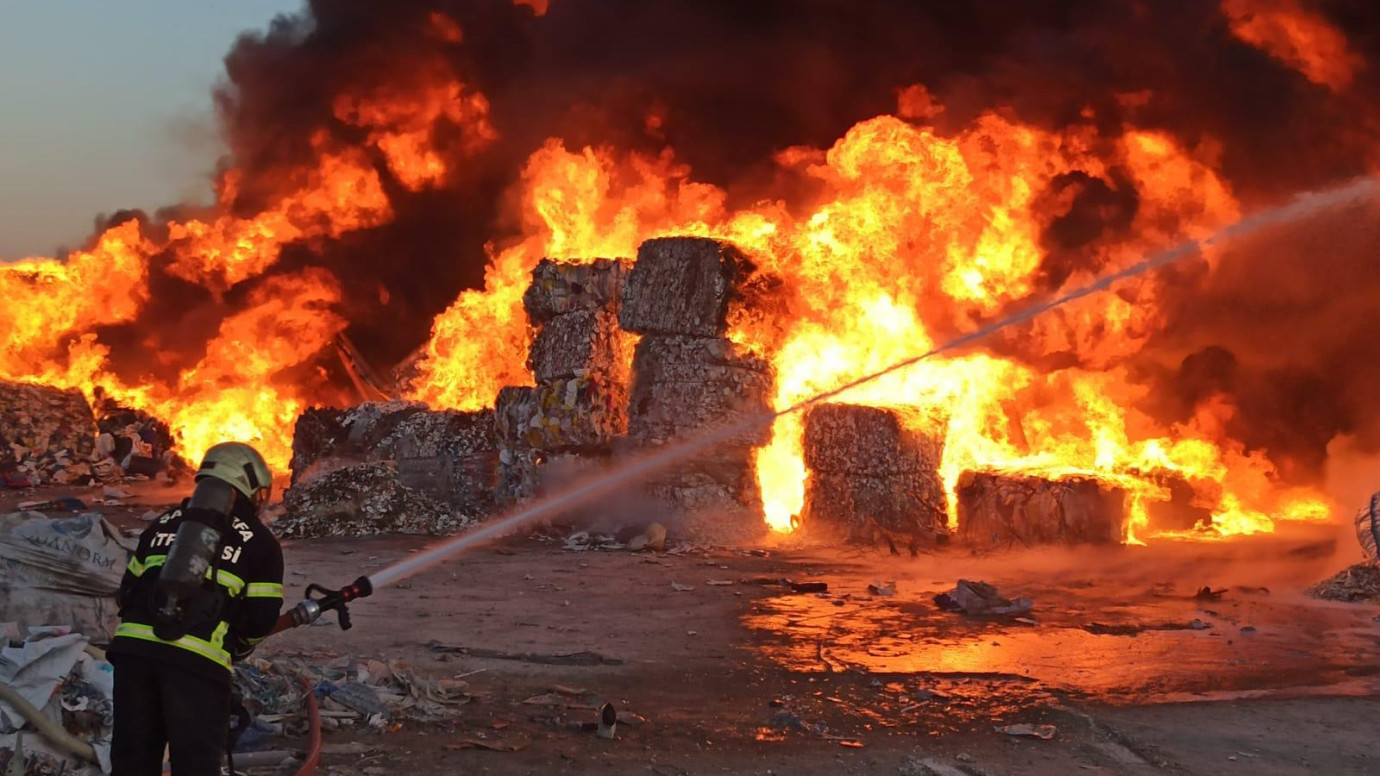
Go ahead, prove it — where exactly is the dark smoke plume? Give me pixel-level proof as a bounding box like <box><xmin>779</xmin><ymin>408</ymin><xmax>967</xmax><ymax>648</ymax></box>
<box><xmin>89</xmin><ymin>0</ymin><xmax>1380</xmax><ymax>485</ymax></box>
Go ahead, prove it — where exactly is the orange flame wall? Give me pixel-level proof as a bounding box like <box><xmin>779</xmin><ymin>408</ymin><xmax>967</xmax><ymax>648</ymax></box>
<box><xmin>2</xmin><ymin>0</ymin><xmax>1370</xmax><ymax>540</ymax></box>
<box><xmin>409</xmin><ymin>100</ymin><xmax>1330</xmax><ymax>540</ymax></box>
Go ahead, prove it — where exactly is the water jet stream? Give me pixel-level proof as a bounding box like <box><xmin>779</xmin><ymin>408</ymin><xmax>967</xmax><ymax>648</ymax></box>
<box><xmin>365</xmin><ymin>176</ymin><xmax>1379</xmax><ymax>590</ymax></box>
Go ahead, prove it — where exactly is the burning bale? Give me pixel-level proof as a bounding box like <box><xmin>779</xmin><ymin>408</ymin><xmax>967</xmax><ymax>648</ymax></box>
<box><xmin>522</xmin><ymin>257</ymin><xmax>628</xmax><ymax>323</ymax></box>
<box><xmin>619</xmin><ymin>237</ymin><xmax>756</xmax><ymax>338</ymax></box>
<box><xmin>495</xmin><ymin>379</ymin><xmax>627</xmax><ymax>453</ymax></box>
<box><xmin>617</xmin><ymin>239</ymin><xmax>776</xmax><ymax>537</ymax></box>
<box><xmin>527</xmin><ymin>307</ymin><xmax>631</xmax><ymax>383</ymax></box>
<box><xmin>800</xmin><ymin>403</ymin><xmax>948</xmax><ymax>543</ymax></box>
<box><xmin>626</xmin><ymin>336</ymin><xmax>774</xmax><ymax>448</ymax></box>
<box><xmin>956</xmin><ymin>470</ymin><xmax>1126</xmax><ymax>548</ymax></box>
<box><xmin>275</xmin><ymin>462</ymin><xmax>472</xmax><ymax>538</ymax></box>
<box><xmin>495</xmin><ymin>259</ymin><xmax>635</xmax><ymax>507</ymax></box>
<box><xmin>0</xmin><ymin>379</ymin><xmax>96</xmax><ymax>487</ymax></box>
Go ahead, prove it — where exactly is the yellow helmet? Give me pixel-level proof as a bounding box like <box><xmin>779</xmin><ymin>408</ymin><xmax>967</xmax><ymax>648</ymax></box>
<box><xmin>195</xmin><ymin>442</ymin><xmax>273</xmax><ymax>507</ymax></box>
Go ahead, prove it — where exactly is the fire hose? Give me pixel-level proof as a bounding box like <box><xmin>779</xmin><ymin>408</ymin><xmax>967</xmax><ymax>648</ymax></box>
<box><xmin>268</xmin><ymin>575</ymin><xmax>374</xmax><ymax>635</ymax></box>
<box><xmin>0</xmin><ymin>680</ymin><xmax>99</xmax><ymax>764</ymax></box>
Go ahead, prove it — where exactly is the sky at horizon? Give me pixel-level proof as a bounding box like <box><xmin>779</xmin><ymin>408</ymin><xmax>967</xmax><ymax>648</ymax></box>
<box><xmin>0</xmin><ymin>0</ymin><xmax>304</xmax><ymax>258</ymax></box>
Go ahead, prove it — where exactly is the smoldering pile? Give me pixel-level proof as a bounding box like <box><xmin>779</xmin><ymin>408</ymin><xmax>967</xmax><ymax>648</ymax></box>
<box><xmin>0</xmin><ymin>380</ymin><xmax>97</xmax><ymax>488</ymax></box>
<box><xmin>0</xmin><ymin>380</ymin><xmax>189</xmax><ymax>491</ymax></box>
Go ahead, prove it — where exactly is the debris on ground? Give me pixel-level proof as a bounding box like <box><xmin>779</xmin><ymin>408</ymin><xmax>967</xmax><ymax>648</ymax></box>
<box><xmin>996</xmin><ymin>723</ymin><xmax>1057</xmax><ymax>739</ymax></box>
<box><xmin>564</xmin><ymin>530</ymin><xmax>623</xmax><ymax>551</ymax></box>
<box><xmin>1083</xmin><ymin>620</ymin><xmax>1213</xmax><ymax>636</ymax></box>
<box><xmin>900</xmin><ymin>756</ymin><xmax>970</xmax><ymax>776</ymax></box>
<box><xmin>0</xmin><ymin>626</ymin><xmax>113</xmax><ymax>774</ymax></box>
<box><xmin>235</xmin><ymin>655</ymin><xmax>472</xmax><ymax>731</ymax></box>
<box><xmin>1307</xmin><ymin>563</ymin><xmax>1380</xmax><ymax>602</ymax></box>
<box><xmin>1194</xmin><ymin>586</ymin><xmax>1226</xmax><ymax>601</ymax></box>
<box><xmin>626</xmin><ymin>522</ymin><xmax>667</xmax><ymax>552</ymax></box>
<box><xmin>868</xmin><ymin>581</ymin><xmax>898</xmax><ymax>597</ymax></box>
<box><xmin>427</xmin><ymin>643</ymin><xmax>623</xmax><ymax>666</ymax></box>
<box><xmin>934</xmin><ymin>580</ymin><xmax>1032</xmax><ymax>617</ymax></box>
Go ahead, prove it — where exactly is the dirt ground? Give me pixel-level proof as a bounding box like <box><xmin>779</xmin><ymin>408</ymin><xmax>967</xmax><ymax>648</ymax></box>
<box><xmin>7</xmin><ymin>484</ymin><xmax>1380</xmax><ymax>775</ymax></box>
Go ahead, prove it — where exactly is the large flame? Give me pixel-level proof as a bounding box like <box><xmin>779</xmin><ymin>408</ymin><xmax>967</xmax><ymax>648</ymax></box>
<box><xmin>411</xmin><ymin>98</ymin><xmax>1332</xmax><ymax>540</ymax></box>
<box><xmin>1221</xmin><ymin>0</ymin><xmax>1362</xmax><ymax>92</ymax></box>
<box><xmin>0</xmin><ymin>6</ymin><xmax>1340</xmax><ymax>540</ymax></box>
<box><xmin>0</xmin><ymin>64</ymin><xmax>485</xmax><ymax>471</ymax></box>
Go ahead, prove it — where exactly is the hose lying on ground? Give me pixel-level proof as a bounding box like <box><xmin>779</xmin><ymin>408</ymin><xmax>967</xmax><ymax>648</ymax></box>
<box><xmin>0</xmin><ymin>681</ymin><xmax>99</xmax><ymax>763</ymax></box>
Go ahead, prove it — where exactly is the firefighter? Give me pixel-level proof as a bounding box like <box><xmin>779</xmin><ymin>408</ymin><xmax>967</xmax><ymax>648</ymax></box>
<box><xmin>108</xmin><ymin>442</ymin><xmax>284</xmax><ymax>776</ymax></box>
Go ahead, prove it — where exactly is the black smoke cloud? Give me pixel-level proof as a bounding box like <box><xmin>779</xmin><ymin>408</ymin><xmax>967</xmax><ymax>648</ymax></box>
<box><xmin>93</xmin><ymin>0</ymin><xmax>1380</xmax><ymax>483</ymax></box>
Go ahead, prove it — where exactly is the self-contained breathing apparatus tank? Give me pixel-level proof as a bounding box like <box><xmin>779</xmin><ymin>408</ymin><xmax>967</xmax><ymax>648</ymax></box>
<box><xmin>153</xmin><ymin>476</ymin><xmax>239</xmax><ymax>640</ymax></box>
<box><xmin>152</xmin><ymin>442</ymin><xmax>272</xmax><ymax>640</ymax></box>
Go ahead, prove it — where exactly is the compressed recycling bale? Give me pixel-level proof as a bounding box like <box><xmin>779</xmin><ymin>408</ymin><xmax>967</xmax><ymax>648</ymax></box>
<box><xmin>1358</xmin><ymin>491</ymin><xmax>1380</xmax><ymax>566</ymax></box>
<box><xmin>0</xmin><ymin>379</ymin><xmax>97</xmax><ymax>487</ymax></box>
<box><xmin>522</xmin><ymin>258</ymin><xmax>630</xmax><ymax>323</ymax></box>
<box><xmin>289</xmin><ymin>401</ymin><xmax>496</xmax><ymax>497</ymax></box>
<box><xmin>276</xmin><ymin>462</ymin><xmax>473</xmax><ymax>538</ymax></box>
<box><xmin>495</xmin><ymin>448</ymin><xmax>542</xmax><ymax>508</ymax></box>
<box><xmin>627</xmin><ymin>336</ymin><xmax>773</xmax><ymax>447</ymax></box>
<box><xmin>619</xmin><ymin>237</ymin><xmax>756</xmax><ymax>337</ymax></box>
<box><xmin>956</xmin><ymin>470</ymin><xmax>1126</xmax><ymax>547</ymax></box>
<box><xmin>527</xmin><ymin>307</ymin><xmax>634</xmax><ymax>383</ymax></box>
<box><xmin>803</xmin><ymin>403</ymin><xmax>945</xmax><ymax>478</ymax></box>
<box><xmin>803</xmin><ymin>470</ymin><xmax>948</xmax><ymax>542</ymax></box>
<box><xmin>493</xmin><ymin>450</ymin><xmax>597</xmax><ymax>508</ymax></box>
<box><xmin>493</xmin><ymin>376</ymin><xmax>628</xmax><ymax>452</ymax></box>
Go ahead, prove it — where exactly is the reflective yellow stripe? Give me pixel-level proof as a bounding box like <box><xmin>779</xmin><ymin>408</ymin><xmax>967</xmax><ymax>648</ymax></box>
<box><xmin>127</xmin><ymin>554</ymin><xmax>167</xmax><ymax>578</ymax></box>
<box><xmin>114</xmin><ymin>622</ymin><xmax>232</xmax><ymax>670</ymax></box>
<box><xmin>245</xmin><ymin>583</ymin><xmax>282</xmax><ymax>599</ymax></box>
<box><xmin>215</xmin><ymin>569</ymin><xmax>245</xmax><ymax>595</ymax></box>
<box><xmin>128</xmin><ymin>553</ymin><xmax>243</xmax><ymax>595</ymax></box>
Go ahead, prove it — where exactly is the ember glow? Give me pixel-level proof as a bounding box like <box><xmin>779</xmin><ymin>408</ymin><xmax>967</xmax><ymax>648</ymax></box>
<box><xmin>4</xmin><ymin>0</ymin><xmax>1376</xmax><ymax>541</ymax></box>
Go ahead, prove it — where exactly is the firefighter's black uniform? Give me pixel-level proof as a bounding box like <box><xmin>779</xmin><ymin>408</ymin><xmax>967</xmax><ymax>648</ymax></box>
<box><xmin>108</xmin><ymin>497</ymin><xmax>283</xmax><ymax>776</ymax></box>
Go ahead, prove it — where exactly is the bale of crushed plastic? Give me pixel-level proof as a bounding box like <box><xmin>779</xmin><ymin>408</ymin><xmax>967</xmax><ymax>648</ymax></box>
<box><xmin>288</xmin><ymin>402</ymin><xmax>496</xmax><ymax>495</ymax></box>
<box><xmin>956</xmin><ymin>470</ymin><xmax>1126</xmax><ymax>547</ymax></box>
<box><xmin>526</xmin><ymin>306</ymin><xmax>634</xmax><ymax>383</ymax></box>
<box><xmin>493</xmin><ymin>449</ymin><xmax>603</xmax><ymax>509</ymax></box>
<box><xmin>277</xmin><ymin>463</ymin><xmax>474</xmax><ymax>537</ymax></box>
<box><xmin>803</xmin><ymin>470</ymin><xmax>948</xmax><ymax>541</ymax></box>
<box><xmin>1356</xmin><ymin>491</ymin><xmax>1379</xmax><ymax>566</ymax></box>
<box><xmin>522</xmin><ymin>258</ymin><xmax>630</xmax><ymax>324</ymax></box>
<box><xmin>493</xmin><ymin>375</ymin><xmax>628</xmax><ymax>453</ymax></box>
<box><xmin>619</xmin><ymin>237</ymin><xmax>756</xmax><ymax>337</ymax></box>
<box><xmin>495</xmin><ymin>448</ymin><xmax>542</xmax><ymax>508</ymax></box>
<box><xmin>0</xmin><ymin>380</ymin><xmax>96</xmax><ymax>487</ymax></box>
<box><xmin>626</xmin><ymin>335</ymin><xmax>773</xmax><ymax>447</ymax></box>
<box><xmin>802</xmin><ymin>403</ymin><xmax>945</xmax><ymax>478</ymax></box>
